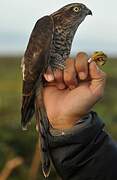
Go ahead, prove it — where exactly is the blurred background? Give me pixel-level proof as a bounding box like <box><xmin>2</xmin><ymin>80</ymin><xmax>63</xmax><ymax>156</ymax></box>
<box><xmin>0</xmin><ymin>0</ymin><xmax>117</xmax><ymax>179</ymax></box>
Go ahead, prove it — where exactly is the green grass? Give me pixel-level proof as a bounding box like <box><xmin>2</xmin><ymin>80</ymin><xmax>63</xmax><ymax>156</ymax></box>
<box><xmin>94</xmin><ymin>58</ymin><xmax>117</xmax><ymax>132</ymax></box>
<box><xmin>0</xmin><ymin>56</ymin><xmax>117</xmax><ymax>179</ymax></box>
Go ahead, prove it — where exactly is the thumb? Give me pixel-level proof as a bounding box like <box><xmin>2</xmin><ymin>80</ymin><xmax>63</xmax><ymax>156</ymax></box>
<box><xmin>89</xmin><ymin>61</ymin><xmax>106</xmax><ymax>97</ymax></box>
<box><xmin>89</xmin><ymin>61</ymin><xmax>103</xmax><ymax>79</ymax></box>
<box><xmin>89</xmin><ymin>61</ymin><xmax>106</xmax><ymax>80</ymax></box>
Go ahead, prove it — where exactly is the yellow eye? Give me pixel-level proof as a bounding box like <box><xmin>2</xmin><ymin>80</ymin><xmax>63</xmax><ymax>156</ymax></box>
<box><xmin>73</xmin><ymin>7</ymin><xmax>80</xmax><ymax>12</ymax></box>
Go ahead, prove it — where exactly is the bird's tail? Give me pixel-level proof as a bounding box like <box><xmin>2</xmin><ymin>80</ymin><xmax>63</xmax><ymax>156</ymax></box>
<box><xmin>35</xmin><ymin>87</ymin><xmax>51</xmax><ymax>178</ymax></box>
<box><xmin>21</xmin><ymin>94</ymin><xmax>35</xmax><ymax>130</ymax></box>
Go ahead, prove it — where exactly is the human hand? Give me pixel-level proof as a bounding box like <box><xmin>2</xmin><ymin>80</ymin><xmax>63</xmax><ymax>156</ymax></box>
<box><xmin>42</xmin><ymin>52</ymin><xmax>106</xmax><ymax>129</ymax></box>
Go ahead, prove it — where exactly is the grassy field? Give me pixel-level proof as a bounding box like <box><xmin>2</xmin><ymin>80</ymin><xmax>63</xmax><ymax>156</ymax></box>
<box><xmin>0</xmin><ymin>56</ymin><xmax>117</xmax><ymax>179</ymax></box>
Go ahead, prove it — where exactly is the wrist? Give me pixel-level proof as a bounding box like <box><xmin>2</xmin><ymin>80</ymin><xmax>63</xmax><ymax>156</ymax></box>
<box><xmin>49</xmin><ymin>112</ymin><xmax>90</xmax><ymax>130</ymax></box>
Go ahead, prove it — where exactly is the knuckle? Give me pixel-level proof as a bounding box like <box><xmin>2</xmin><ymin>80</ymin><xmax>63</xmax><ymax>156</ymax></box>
<box><xmin>64</xmin><ymin>76</ymin><xmax>77</xmax><ymax>87</ymax></box>
<box><xmin>64</xmin><ymin>68</ymin><xmax>75</xmax><ymax>82</ymax></box>
<box><xmin>65</xmin><ymin>58</ymin><xmax>74</xmax><ymax>66</ymax></box>
<box><xmin>76</xmin><ymin>52</ymin><xmax>88</xmax><ymax>59</ymax></box>
<box><xmin>64</xmin><ymin>74</ymin><xmax>73</xmax><ymax>84</ymax></box>
<box><xmin>54</xmin><ymin>70</ymin><xmax>62</xmax><ymax>82</ymax></box>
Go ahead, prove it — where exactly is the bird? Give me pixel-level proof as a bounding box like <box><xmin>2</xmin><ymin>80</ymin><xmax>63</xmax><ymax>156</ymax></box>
<box><xmin>21</xmin><ymin>3</ymin><xmax>92</xmax><ymax>177</ymax></box>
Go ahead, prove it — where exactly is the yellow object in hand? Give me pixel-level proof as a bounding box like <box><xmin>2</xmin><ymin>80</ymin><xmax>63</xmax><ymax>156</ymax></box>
<box><xmin>88</xmin><ymin>51</ymin><xmax>108</xmax><ymax>66</ymax></box>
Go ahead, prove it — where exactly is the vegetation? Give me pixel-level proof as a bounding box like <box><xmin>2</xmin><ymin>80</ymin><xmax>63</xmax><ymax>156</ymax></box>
<box><xmin>0</xmin><ymin>56</ymin><xmax>117</xmax><ymax>179</ymax></box>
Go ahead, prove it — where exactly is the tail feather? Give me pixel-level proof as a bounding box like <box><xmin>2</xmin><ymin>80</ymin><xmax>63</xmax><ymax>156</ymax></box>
<box><xmin>21</xmin><ymin>94</ymin><xmax>35</xmax><ymax>129</ymax></box>
<box><xmin>35</xmin><ymin>90</ymin><xmax>51</xmax><ymax>178</ymax></box>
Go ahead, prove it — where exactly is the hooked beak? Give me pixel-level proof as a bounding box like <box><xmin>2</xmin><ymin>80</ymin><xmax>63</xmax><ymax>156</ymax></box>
<box><xmin>86</xmin><ymin>8</ymin><xmax>93</xmax><ymax>16</ymax></box>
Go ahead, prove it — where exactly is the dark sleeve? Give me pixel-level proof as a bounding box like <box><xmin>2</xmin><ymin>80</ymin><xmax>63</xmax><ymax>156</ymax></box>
<box><xmin>48</xmin><ymin>111</ymin><xmax>117</xmax><ymax>180</ymax></box>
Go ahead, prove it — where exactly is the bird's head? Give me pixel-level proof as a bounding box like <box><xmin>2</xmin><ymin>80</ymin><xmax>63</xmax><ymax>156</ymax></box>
<box><xmin>51</xmin><ymin>3</ymin><xmax>92</xmax><ymax>29</ymax></box>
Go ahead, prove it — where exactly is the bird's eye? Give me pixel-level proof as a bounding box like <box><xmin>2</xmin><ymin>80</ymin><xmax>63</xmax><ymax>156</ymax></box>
<box><xmin>73</xmin><ymin>7</ymin><xmax>81</xmax><ymax>12</ymax></box>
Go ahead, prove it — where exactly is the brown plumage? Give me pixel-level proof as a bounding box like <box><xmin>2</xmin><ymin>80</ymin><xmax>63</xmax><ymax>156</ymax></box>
<box><xmin>21</xmin><ymin>3</ymin><xmax>92</xmax><ymax>177</ymax></box>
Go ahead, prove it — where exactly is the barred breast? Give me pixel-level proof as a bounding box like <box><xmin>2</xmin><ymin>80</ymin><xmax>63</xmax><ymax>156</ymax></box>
<box><xmin>49</xmin><ymin>26</ymin><xmax>71</xmax><ymax>69</ymax></box>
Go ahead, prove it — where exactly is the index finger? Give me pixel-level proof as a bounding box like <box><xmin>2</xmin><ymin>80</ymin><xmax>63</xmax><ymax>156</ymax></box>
<box><xmin>75</xmin><ymin>52</ymin><xmax>89</xmax><ymax>80</ymax></box>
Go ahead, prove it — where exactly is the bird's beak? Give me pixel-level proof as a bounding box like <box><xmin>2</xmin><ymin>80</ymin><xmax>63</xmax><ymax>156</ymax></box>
<box><xmin>85</xmin><ymin>7</ymin><xmax>93</xmax><ymax>15</ymax></box>
<box><xmin>86</xmin><ymin>8</ymin><xmax>93</xmax><ymax>16</ymax></box>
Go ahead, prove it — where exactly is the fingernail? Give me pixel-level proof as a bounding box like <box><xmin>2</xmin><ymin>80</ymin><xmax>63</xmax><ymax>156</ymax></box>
<box><xmin>79</xmin><ymin>72</ymin><xmax>87</xmax><ymax>80</ymax></box>
<box><xmin>44</xmin><ymin>74</ymin><xmax>54</xmax><ymax>82</ymax></box>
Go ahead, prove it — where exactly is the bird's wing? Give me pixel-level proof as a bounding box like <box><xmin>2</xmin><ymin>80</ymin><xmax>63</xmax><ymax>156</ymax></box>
<box><xmin>21</xmin><ymin>16</ymin><xmax>53</xmax><ymax>129</ymax></box>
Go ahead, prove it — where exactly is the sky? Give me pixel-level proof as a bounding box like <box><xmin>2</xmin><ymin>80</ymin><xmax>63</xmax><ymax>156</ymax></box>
<box><xmin>0</xmin><ymin>0</ymin><xmax>117</xmax><ymax>56</ymax></box>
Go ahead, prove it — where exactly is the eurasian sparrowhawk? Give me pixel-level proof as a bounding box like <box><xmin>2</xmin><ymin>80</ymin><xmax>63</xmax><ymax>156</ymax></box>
<box><xmin>21</xmin><ymin>3</ymin><xmax>92</xmax><ymax>177</ymax></box>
